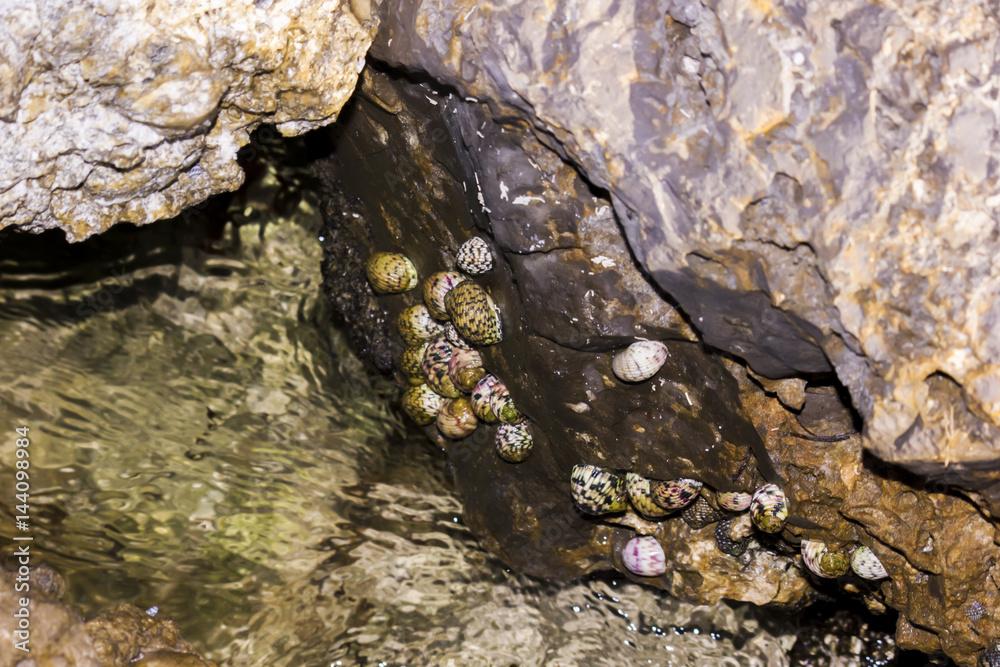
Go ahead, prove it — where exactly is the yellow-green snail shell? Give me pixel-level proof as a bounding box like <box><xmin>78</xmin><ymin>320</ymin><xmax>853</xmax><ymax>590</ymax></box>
<box><xmin>422</xmin><ymin>337</ymin><xmax>462</xmax><ymax>399</ymax></box>
<box><xmin>625</xmin><ymin>473</ymin><xmax>669</xmax><ymax>518</ymax></box>
<box><xmin>717</xmin><ymin>491</ymin><xmax>753</xmax><ymax>512</ymax></box>
<box><xmin>456</xmin><ymin>236</ymin><xmax>494</xmax><ymax>275</ymax></box>
<box><xmin>570</xmin><ymin>464</ymin><xmax>628</xmax><ymax>515</ymax></box>
<box><xmin>651</xmin><ymin>478</ymin><xmax>702</xmax><ymax>510</ymax></box>
<box><xmin>487</xmin><ymin>379</ymin><xmax>523</xmax><ymax>424</ymax></box>
<box><xmin>850</xmin><ymin>545</ymin><xmax>888</xmax><ymax>580</ymax></box>
<box><xmin>496</xmin><ymin>421</ymin><xmax>533</xmax><ymax>463</ymax></box>
<box><xmin>401</xmin><ymin>384</ymin><xmax>445</xmax><ymax>426</ymax></box>
<box><xmin>471</xmin><ymin>374</ymin><xmax>501</xmax><ymax>422</ymax></box>
<box><xmin>444</xmin><ymin>281</ymin><xmax>503</xmax><ymax>346</ymax></box>
<box><xmin>611</xmin><ymin>340</ymin><xmax>668</xmax><ymax>383</ymax></box>
<box><xmin>749</xmin><ymin>483</ymin><xmax>788</xmax><ymax>533</ymax></box>
<box><xmin>365</xmin><ymin>252</ymin><xmax>418</xmax><ymax>294</ymax></box>
<box><xmin>436</xmin><ymin>397</ymin><xmax>478</xmax><ymax>439</ymax></box>
<box><xmin>715</xmin><ymin>513</ymin><xmax>753</xmax><ymax>556</ymax></box>
<box><xmin>423</xmin><ymin>271</ymin><xmax>466</xmax><ymax>320</ymax></box>
<box><xmin>401</xmin><ymin>343</ymin><xmax>429</xmax><ymax>382</ymax></box>
<box><xmin>801</xmin><ymin>540</ymin><xmax>850</xmax><ymax>578</ymax></box>
<box><xmin>398</xmin><ymin>304</ymin><xmax>443</xmax><ymax>346</ymax></box>
<box><xmin>447</xmin><ymin>348</ymin><xmax>486</xmax><ymax>392</ymax></box>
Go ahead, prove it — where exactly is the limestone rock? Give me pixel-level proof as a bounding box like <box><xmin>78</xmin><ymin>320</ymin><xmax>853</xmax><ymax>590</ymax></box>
<box><xmin>0</xmin><ymin>0</ymin><xmax>376</xmax><ymax>241</ymax></box>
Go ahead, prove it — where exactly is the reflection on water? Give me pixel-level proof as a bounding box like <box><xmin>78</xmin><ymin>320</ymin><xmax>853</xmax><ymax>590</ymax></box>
<box><xmin>0</xmin><ymin>173</ymin><xmax>806</xmax><ymax>665</ymax></box>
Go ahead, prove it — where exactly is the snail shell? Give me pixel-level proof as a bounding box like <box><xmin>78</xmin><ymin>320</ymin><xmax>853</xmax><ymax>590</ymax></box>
<box><xmin>436</xmin><ymin>397</ymin><xmax>478</xmax><ymax>439</ymax></box>
<box><xmin>365</xmin><ymin>252</ymin><xmax>418</xmax><ymax>294</ymax></box>
<box><xmin>401</xmin><ymin>343</ymin><xmax>429</xmax><ymax>380</ymax></box>
<box><xmin>570</xmin><ymin>464</ymin><xmax>628</xmax><ymax>515</ymax></box>
<box><xmin>444</xmin><ymin>281</ymin><xmax>503</xmax><ymax>346</ymax></box>
<box><xmin>443</xmin><ymin>323</ymin><xmax>474</xmax><ymax>350</ymax></box>
<box><xmin>750</xmin><ymin>483</ymin><xmax>788</xmax><ymax>533</ymax></box>
<box><xmin>456</xmin><ymin>236</ymin><xmax>494</xmax><ymax>275</ymax></box>
<box><xmin>717</xmin><ymin>491</ymin><xmax>753</xmax><ymax>512</ymax></box>
<box><xmin>621</xmin><ymin>535</ymin><xmax>666</xmax><ymax>577</ymax></box>
<box><xmin>625</xmin><ymin>473</ymin><xmax>670</xmax><ymax>518</ymax></box>
<box><xmin>681</xmin><ymin>495</ymin><xmax>728</xmax><ymax>529</ymax></box>
<box><xmin>651</xmin><ymin>478</ymin><xmax>702</xmax><ymax>510</ymax></box>
<box><xmin>611</xmin><ymin>340</ymin><xmax>668</xmax><ymax>383</ymax></box>
<box><xmin>447</xmin><ymin>348</ymin><xmax>485</xmax><ymax>392</ymax></box>
<box><xmin>496</xmin><ymin>421</ymin><xmax>533</xmax><ymax>463</ymax></box>
<box><xmin>398</xmin><ymin>304</ymin><xmax>443</xmax><ymax>346</ymax></box>
<box><xmin>801</xmin><ymin>540</ymin><xmax>850</xmax><ymax>578</ymax></box>
<box><xmin>422</xmin><ymin>337</ymin><xmax>462</xmax><ymax>399</ymax></box>
<box><xmin>423</xmin><ymin>271</ymin><xmax>466</xmax><ymax>320</ymax></box>
<box><xmin>471</xmin><ymin>374</ymin><xmax>501</xmax><ymax>422</ymax></box>
<box><xmin>715</xmin><ymin>514</ymin><xmax>753</xmax><ymax>556</ymax></box>
<box><xmin>488</xmin><ymin>379</ymin><xmax>523</xmax><ymax>424</ymax></box>
<box><xmin>850</xmin><ymin>545</ymin><xmax>888</xmax><ymax>580</ymax></box>
<box><xmin>401</xmin><ymin>384</ymin><xmax>445</xmax><ymax>426</ymax></box>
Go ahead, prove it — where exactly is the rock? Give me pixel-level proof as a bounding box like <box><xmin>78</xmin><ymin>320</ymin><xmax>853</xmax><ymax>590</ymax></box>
<box><xmin>0</xmin><ymin>0</ymin><xmax>376</xmax><ymax>240</ymax></box>
<box><xmin>316</xmin><ymin>64</ymin><xmax>1000</xmax><ymax>665</ymax></box>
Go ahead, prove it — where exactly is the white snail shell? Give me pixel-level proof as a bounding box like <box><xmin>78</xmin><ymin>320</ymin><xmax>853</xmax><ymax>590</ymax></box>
<box><xmin>611</xmin><ymin>340</ymin><xmax>668</xmax><ymax>383</ymax></box>
<box><xmin>621</xmin><ymin>535</ymin><xmax>666</xmax><ymax>577</ymax></box>
<box><xmin>456</xmin><ymin>236</ymin><xmax>494</xmax><ymax>275</ymax></box>
<box><xmin>801</xmin><ymin>539</ymin><xmax>849</xmax><ymax>578</ymax></box>
<box><xmin>850</xmin><ymin>545</ymin><xmax>888</xmax><ymax>580</ymax></box>
<box><xmin>496</xmin><ymin>421</ymin><xmax>533</xmax><ymax>463</ymax></box>
<box><xmin>749</xmin><ymin>483</ymin><xmax>788</xmax><ymax>533</ymax></box>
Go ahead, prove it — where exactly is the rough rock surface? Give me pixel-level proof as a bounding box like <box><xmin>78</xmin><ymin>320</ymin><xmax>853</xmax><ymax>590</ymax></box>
<box><xmin>317</xmin><ymin>64</ymin><xmax>998</xmax><ymax>665</ymax></box>
<box><xmin>0</xmin><ymin>0</ymin><xmax>376</xmax><ymax>240</ymax></box>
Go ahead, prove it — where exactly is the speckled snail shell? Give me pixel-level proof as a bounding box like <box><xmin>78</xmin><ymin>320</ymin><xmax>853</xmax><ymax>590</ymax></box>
<box><xmin>365</xmin><ymin>252</ymin><xmax>418</xmax><ymax>294</ymax></box>
<box><xmin>621</xmin><ymin>535</ymin><xmax>666</xmax><ymax>577</ymax></box>
<box><xmin>801</xmin><ymin>540</ymin><xmax>850</xmax><ymax>578</ymax></box>
<box><xmin>681</xmin><ymin>495</ymin><xmax>728</xmax><ymax>529</ymax></box>
<box><xmin>651</xmin><ymin>478</ymin><xmax>702</xmax><ymax>510</ymax></box>
<box><xmin>496</xmin><ymin>421</ymin><xmax>533</xmax><ymax>463</ymax></box>
<box><xmin>715</xmin><ymin>514</ymin><xmax>753</xmax><ymax>557</ymax></box>
<box><xmin>443</xmin><ymin>323</ymin><xmax>474</xmax><ymax>350</ymax></box>
<box><xmin>850</xmin><ymin>545</ymin><xmax>888</xmax><ymax>580</ymax></box>
<box><xmin>716</xmin><ymin>491</ymin><xmax>753</xmax><ymax>512</ymax></box>
<box><xmin>749</xmin><ymin>483</ymin><xmax>788</xmax><ymax>534</ymax></box>
<box><xmin>423</xmin><ymin>271</ymin><xmax>466</xmax><ymax>320</ymax></box>
<box><xmin>471</xmin><ymin>374</ymin><xmax>501</xmax><ymax>422</ymax></box>
<box><xmin>625</xmin><ymin>473</ymin><xmax>670</xmax><ymax>518</ymax></box>
<box><xmin>456</xmin><ymin>236</ymin><xmax>494</xmax><ymax>275</ymax></box>
<box><xmin>447</xmin><ymin>348</ymin><xmax>486</xmax><ymax>392</ymax></box>
<box><xmin>401</xmin><ymin>343</ymin><xmax>429</xmax><ymax>381</ymax></box>
<box><xmin>436</xmin><ymin>397</ymin><xmax>478</xmax><ymax>439</ymax></box>
<box><xmin>398</xmin><ymin>304</ymin><xmax>444</xmax><ymax>346</ymax></box>
<box><xmin>401</xmin><ymin>384</ymin><xmax>445</xmax><ymax>426</ymax></box>
<box><xmin>422</xmin><ymin>337</ymin><xmax>462</xmax><ymax>399</ymax></box>
<box><xmin>570</xmin><ymin>464</ymin><xmax>628</xmax><ymax>515</ymax></box>
<box><xmin>611</xmin><ymin>340</ymin><xmax>668</xmax><ymax>383</ymax></box>
<box><xmin>444</xmin><ymin>281</ymin><xmax>503</xmax><ymax>346</ymax></box>
<box><xmin>487</xmin><ymin>379</ymin><xmax>523</xmax><ymax>424</ymax></box>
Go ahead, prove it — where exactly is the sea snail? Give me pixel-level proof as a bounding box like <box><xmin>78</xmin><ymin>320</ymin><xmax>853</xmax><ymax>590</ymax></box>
<box><xmin>398</xmin><ymin>304</ymin><xmax>443</xmax><ymax>346</ymax></box>
<box><xmin>487</xmin><ymin>380</ymin><xmax>523</xmax><ymax>424</ymax></box>
<box><xmin>625</xmin><ymin>473</ymin><xmax>670</xmax><ymax>518</ymax></box>
<box><xmin>365</xmin><ymin>252</ymin><xmax>418</xmax><ymax>294</ymax></box>
<box><xmin>570</xmin><ymin>464</ymin><xmax>628</xmax><ymax>515</ymax></box>
<box><xmin>496</xmin><ymin>421</ymin><xmax>533</xmax><ymax>463</ymax></box>
<box><xmin>716</xmin><ymin>491</ymin><xmax>753</xmax><ymax>512</ymax></box>
<box><xmin>612</xmin><ymin>340</ymin><xmax>668</xmax><ymax>383</ymax></box>
<box><xmin>471</xmin><ymin>374</ymin><xmax>501</xmax><ymax>423</ymax></box>
<box><xmin>621</xmin><ymin>535</ymin><xmax>666</xmax><ymax>577</ymax></box>
<box><xmin>651</xmin><ymin>478</ymin><xmax>702</xmax><ymax>511</ymax></box>
<box><xmin>749</xmin><ymin>483</ymin><xmax>788</xmax><ymax>533</ymax></box>
<box><xmin>422</xmin><ymin>337</ymin><xmax>463</xmax><ymax>399</ymax></box>
<box><xmin>456</xmin><ymin>237</ymin><xmax>494</xmax><ymax>275</ymax></box>
<box><xmin>850</xmin><ymin>545</ymin><xmax>888</xmax><ymax>580</ymax></box>
<box><xmin>436</xmin><ymin>397</ymin><xmax>478</xmax><ymax>439</ymax></box>
<box><xmin>401</xmin><ymin>384</ymin><xmax>445</xmax><ymax>426</ymax></box>
<box><xmin>444</xmin><ymin>281</ymin><xmax>503</xmax><ymax>346</ymax></box>
<box><xmin>447</xmin><ymin>348</ymin><xmax>486</xmax><ymax>392</ymax></box>
<box><xmin>401</xmin><ymin>343</ymin><xmax>429</xmax><ymax>382</ymax></box>
<box><xmin>423</xmin><ymin>271</ymin><xmax>466</xmax><ymax>320</ymax></box>
<box><xmin>801</xmin><ymin>540</ymin><xmax>850</xmax><ymax>578</ymax></box>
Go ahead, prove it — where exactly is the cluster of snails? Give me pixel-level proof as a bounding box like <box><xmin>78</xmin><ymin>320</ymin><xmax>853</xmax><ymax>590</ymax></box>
<box><xmin>365</xmin><ymin>238</ymin><xmax>533</xmax><ymax>463</ymax></box>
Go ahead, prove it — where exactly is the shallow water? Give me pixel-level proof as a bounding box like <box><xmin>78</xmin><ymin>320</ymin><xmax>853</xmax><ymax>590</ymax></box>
<box><xmin>0</xmin><ymin>171</ymin><xmax>842</xmax><ymax>665</ymax></box>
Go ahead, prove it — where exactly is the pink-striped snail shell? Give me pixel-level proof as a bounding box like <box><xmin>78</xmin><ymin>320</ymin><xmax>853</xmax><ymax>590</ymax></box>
<box><xmin>801</xmin><ymin>540</ymin><xmax>850</xmax><ymax>578</ymax></box>
<box><xmin>651</xmin><ymin>478</ymin><xmax>702</xmax><ymax>510</ymax></box>
<box><xmin>716</xmin><ymin>491</ymin><xmax>753</xmax><ymax>512</ymax></box>
<box><xmin>487</xmin><ymin>379</ymin><xmax>523</xmax><ymax>424</ymax></box>
<box><xmin>471</xmin><ymin>374</ymin><xmax>501</xmax><ymax>422</ymax></box>
<box><xmin>398</xmin><ymin>304</ymin><xmax>443</xmax><ymax>346</ymax></box>
<box><xmin>621</xmin><ymin>535</ymin><xmax>666</xmax><ymax>577</ymax></box>
<box><xmin>365</xmin><ymin>252</ymin><xmax>418</xmax><ymax>294</ymax></box>
<box><xmin>456</xmin><ymin>236</ymin><xmax>494</xmax><ymax>275</ymax></box>
<box><xmin>447</xmin><ymin>348</ymin><xmax>486</xmax><ymax>392</ymax></box>
<box><xmin>436</xmin><ymin>397</ymin><xmax>478</xmax><ymax>439</ymax></box>
<box><xmin>850</xmin><ymin>545</ymin><xmax>888</xmax><ymax>580</ymax></box>
<box><xmin>749</xmin><ymin>483</ymin><xmax>788</xmax><ymax>533</ymax></box>
<box><xmin>496</xmin><ymin>421</ymin><xmax>533</xmax><ymax>463</ymax></box>
<box><xmin>611</xmin><ymin>340</ymin><xmax>668</xmax><ymax>383</ymax></box>
<box><xmin>423</xmin><ymin>271</ymin><xmax>466</xmax><ymax>320</ymax></box>
<box><xmin>570</xmin><ymin>464</ymin><xmax>628</xmax><ymax>515</ymax></box>
<box><xmin>625</xmin><ymin>473</ymin><xmax>669</xmax><ymax>518</ymax></box>
<box><xmin>401</xmin><ymin>384</ymin><xmax>445</xmax><ymax>426</ymax></box>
